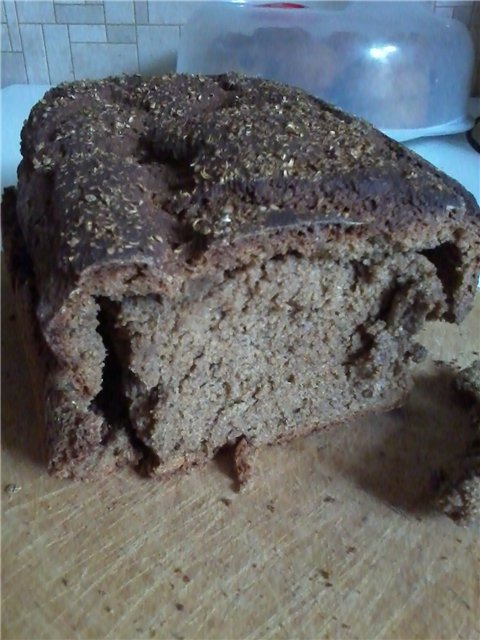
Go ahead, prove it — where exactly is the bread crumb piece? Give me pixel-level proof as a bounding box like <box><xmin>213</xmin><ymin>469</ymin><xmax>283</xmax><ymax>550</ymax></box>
<box><xmin>437</xmin><ymin>361</ymin><xmax>480</xmax><ymax>528</ymax></box>
<box><xmin>4</xmin><ymin>483</ymin><xmax>21</xmax><ymax>495</ymax></box>
<box><xmin>234</xmin><ymin>437</ymin><xmax>256</xmax><ymax>486</ymax></box>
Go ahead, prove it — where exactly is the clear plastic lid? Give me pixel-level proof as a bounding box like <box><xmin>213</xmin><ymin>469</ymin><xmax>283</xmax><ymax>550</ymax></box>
<box><xmin>177</xmin><ymin>1</ymin><xmax>474</xmax><ymax>141</ymax></box>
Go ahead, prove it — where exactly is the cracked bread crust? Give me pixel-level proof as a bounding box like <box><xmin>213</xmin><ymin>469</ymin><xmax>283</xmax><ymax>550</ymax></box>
<box><xmin>17</xmin><ymin>73</ymin><xmax>479</xmax><ymax>338</ymax></box>
<box><xmin>2</xmin><ymin>187</ymin><xmax>141</xmax><ymax>479</ymax></box>
<box><xmin>3</xmin><ymin>73</ymin><xmax>480</xmax><ymax>480</ymax></box>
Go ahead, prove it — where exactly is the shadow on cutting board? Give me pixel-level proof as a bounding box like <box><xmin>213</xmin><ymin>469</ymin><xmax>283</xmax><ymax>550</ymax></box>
<box><xmin>1</xmin><ymin>265</ymin><xmax>47</xmax><ymax>469</ymax></box>
<box><xmin>339</xmin><ymin>366</ymin><xmax>476</xmax><ymax>514</ymax></box>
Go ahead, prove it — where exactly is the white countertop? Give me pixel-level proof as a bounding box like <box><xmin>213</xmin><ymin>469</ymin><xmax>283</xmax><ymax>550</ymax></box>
<box><xmin>1</xmin><ymin>84</ymin><xmax>479</xmax><ymax>203</ymax></box>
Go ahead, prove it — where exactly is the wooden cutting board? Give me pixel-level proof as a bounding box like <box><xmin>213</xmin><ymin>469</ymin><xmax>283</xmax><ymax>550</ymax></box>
<box><xmin>2</xmin><ymin>267</ymin><xmax>480</xmax><ymax>640</ymax></box>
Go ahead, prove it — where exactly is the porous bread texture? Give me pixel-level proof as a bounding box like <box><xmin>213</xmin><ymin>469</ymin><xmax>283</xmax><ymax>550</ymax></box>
<box><xmin>109</xmin><ymin>252</ymin><xmax>441</xmax><ymax>477</ymax></box>
<box><xmin>3</xmin><ymin>73</ymin><xmax>480</xmax><ymax>480</ymax></box>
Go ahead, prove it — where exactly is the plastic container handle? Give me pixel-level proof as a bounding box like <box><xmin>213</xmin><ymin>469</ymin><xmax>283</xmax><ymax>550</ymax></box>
<box><xmin>257</xmin><ymin>3</ymin><xmax>306</xmax><ymax>8</ymax></box>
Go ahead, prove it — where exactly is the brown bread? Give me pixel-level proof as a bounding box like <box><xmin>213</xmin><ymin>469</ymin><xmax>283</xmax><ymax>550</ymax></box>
<box><xmin>2</xmin><ymin>74</ymin><xmax>479</xmax><ymax>480</ymax></box>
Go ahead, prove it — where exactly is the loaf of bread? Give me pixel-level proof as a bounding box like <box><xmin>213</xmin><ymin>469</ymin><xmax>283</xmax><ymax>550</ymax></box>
<box><xmin>2</xmin><ymin>74</ymin><xmax>479</xmax><ymax>481</ymax></box>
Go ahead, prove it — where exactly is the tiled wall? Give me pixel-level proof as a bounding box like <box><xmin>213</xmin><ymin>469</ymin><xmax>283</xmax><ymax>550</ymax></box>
<box><xmin>1</xmin><ymin>0</ymin><xmax>198</xmax><ymax>85</ymax></box>
<box><xmin>1</xmin><ymin>0</ymin><xmax>480</xmax><ymax>95</ymax></box>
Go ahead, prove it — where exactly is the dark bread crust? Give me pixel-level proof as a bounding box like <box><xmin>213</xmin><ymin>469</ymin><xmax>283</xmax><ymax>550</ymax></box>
<box><xmin>2</xmin><ymin>188</ymin><xmax>410</xmax><ymax>481</ymax></box>
<box><xmin>3</xmin><ymin>73</ymin><xmax>480</xmax><ymax>481</ymax></box>
<box><xmin>17</xmin><ymin>73</ymin><xmax>479</xmax><ymax>342</ymax></box>
<box><xmin>2</xmin><ymin>188</ymin><xmax>140</xmax><ymax>479</ymax></box>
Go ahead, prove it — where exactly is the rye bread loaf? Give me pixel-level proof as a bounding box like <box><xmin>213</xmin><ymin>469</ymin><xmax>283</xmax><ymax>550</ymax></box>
<box><xmin>2</xmin><ymin>73</ymin><xmax>480</xmax><ymax>481</ymax></box>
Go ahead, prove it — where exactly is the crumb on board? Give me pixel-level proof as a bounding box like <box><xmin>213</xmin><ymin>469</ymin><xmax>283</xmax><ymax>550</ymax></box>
<box><xmin>4</xmin><ymin>483</ymin><xmax>22</xmax><ymax>495</ymax></box>
<box><xmin>173</xmin><ymin>568</ymin><xmax>191</xmax><ymax>583</ymax></box>
<box><xmin>434</xmin><ymin>361</ymin><xmax>480</xmax><ymax>527</ymax></box>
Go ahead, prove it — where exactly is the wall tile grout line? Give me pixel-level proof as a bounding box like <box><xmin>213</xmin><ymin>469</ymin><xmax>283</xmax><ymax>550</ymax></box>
<box><xmin>42</xmin><ymin>24</ymin><xmax>52</xmax><ymax>85</ymax></box>
<box><xmin>69</xmin><ymin>28</ymin><xmax>75</xmax><ymax>81</ymax></box>
<box><xmin>134</xmin><ymin>35</ymin><xmax>139</xmax><ymax>76</ymax></box>
<box><xmin>135</xmin><ymin>23</ymin><xmax>140</xmax><ymax>72</ymax></box>
<box><xmin>5</xmin><ymin>0</ymin><xmax>21</xmax><ymax>52</ymax></box>
<box><xmin>20</xmin><ymin>22</ymin><xmax>50</xmax><ymax>84</ymax></box>
<box><xmin>2</xmin><ymin>20</ymin><xmax>12</xmax><ymax>51</ymax></box>
<box><xmin>16</xmin><ymin>17</ymin><xmax>27</xmax><ymax>81</ymax></box>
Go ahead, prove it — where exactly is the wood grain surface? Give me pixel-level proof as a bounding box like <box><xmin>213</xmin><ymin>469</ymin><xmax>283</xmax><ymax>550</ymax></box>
<box><xmin>2</xmin><ymin>267</ymin><xmax>480</xmax><ymax>640</ymax></box>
